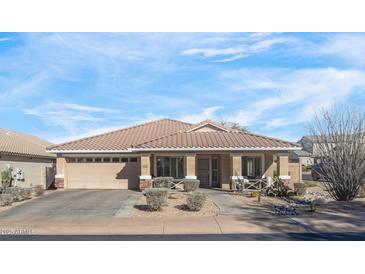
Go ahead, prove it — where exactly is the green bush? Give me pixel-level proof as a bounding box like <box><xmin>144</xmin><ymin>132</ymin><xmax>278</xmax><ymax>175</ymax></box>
<box><xmin>1</xmin><ymin>167</ymin><xmax>13</xmax><ymax>189</ymax></box>
<box><xmin>294</xmin><ymin>183</ymin><xmax>307</xmax><ymax>196</ymax></box>
<box><xmin>144</xmin><ymin>188</ymin><xmax>169</xmax><ymax>211</ymax></box>
<box><xmin>186</xmin><ymin>192</ymin><xmax>206</xmax><ymax>211</ymax></box>
<box><xmin>183</xmin><ymin>179</ymin><xmax>200</xmax><ymax>192</ymax></box>
<box><xmin>271</xmin><ymin>176</ymin><xmax>289</xmax><ymax>197</ymax></box>
<box><xmin>152</xmin><ymin>177</ymin><xmax>173</xmax><ymax>188</ymax></box>
<box><xmin>303</xmin><ymin>181</ymin><xmax>317</xmax><ymax>188</ymax></box>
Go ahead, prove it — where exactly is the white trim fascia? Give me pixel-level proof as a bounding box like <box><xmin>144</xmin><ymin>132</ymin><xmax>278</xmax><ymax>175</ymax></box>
<box><xmin>47</xmin><ymin>149</ymin><xmax>132</xmax><ymax>154</ymax></box>
<box><xmin>139</xmin><ymin>175</ymin><xmax>152</xmax><ymax>180</ymax></box>
<box><xmin>279</xmin><ymin>175</ymin><xmax>291</xmax><ymax>180</ymax></box>
<box><xmin>185</xmin><ymin>176</ymin><xmax>197</xmax><ymax>179</ymax></box>
<box><xmin>133</xmin><ymin>147</ymin><xmax>299</xmax><ymax>152</ymax></box>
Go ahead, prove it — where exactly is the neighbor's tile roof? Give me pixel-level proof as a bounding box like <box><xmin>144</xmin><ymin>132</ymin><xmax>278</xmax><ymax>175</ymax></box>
<box><xmin>48</xmin><ymin>118</ymin><xmax>299</xmax><ymax>152</ymax></box>
<box><xmin>0</xmin><ymin>128</ymin><xmax>56</xmax><ymax>158</ymax></box>
<box><xmin>135</xmin><ymin>131</ymin><xmax>299</xmax><ymax>149</ymax></box>
<box><xmin>48</xmin><ymin>119</ymin><xmax>193</xmax><ymax>151</ymax></box>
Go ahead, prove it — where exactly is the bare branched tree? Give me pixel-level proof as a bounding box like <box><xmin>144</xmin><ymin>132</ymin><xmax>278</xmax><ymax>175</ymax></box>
<box><xmin>220</xmin><ymin>121</ymin><xmax>248</xmax><ymax>132</ymax></box>
<box><xmin>309</xmin><ymin>105</ymin><xmax>365</xmax><ymax>201</ymax></box>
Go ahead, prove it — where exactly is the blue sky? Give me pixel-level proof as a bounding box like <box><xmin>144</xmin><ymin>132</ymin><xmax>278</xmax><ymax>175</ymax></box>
<box><xmin>1</xmin><ymin>32</ymin><xmax>365</xmax><ymax>144</ymax></box>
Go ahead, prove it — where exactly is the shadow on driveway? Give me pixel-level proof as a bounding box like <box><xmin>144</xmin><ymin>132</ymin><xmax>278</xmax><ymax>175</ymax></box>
<box><xmin>1</xmin><ymin>232</ymin><xmax>365</xmax><ymax>241</ymax></box>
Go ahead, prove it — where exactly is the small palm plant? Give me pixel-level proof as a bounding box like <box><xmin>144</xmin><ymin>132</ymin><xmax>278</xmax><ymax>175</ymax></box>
<box><xmin>1</xmin><ymin>167</ymin><xmax>14</xmax><ymax>190</ymax></box>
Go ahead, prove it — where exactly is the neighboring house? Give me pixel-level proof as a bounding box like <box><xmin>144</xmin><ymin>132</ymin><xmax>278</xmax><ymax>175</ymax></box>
<box><xmin>289</xmin><ymin>150</ymin><xmax>314</xmax><ymax>167</ymax></box>
<box><xmin>0</xmin><ymin>128</ymin><xmax>56</xmax><ymax>189</ymax></box>
<box><xmin>47</xmin><ymin>119</ymin><xmax>302</xmax><ymax>190</ymax></box>
<box><xmin>298</xmin><ymin>135</ymin><xmax>331</xmax><ymax>163</ymax></box>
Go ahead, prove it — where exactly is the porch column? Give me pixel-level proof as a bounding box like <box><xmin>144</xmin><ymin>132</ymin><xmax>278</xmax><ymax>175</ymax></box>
<box><xmin>230</xmin><ymin>153</ymin><xmax>242</xmax><ymax>190</ymax></box>
<box><xmin>185</xmin><ymin>154</ymin><xmax>196</xmax><ymax>179</ymax></box>
<box><xmin>264</xmin><ymin>153</ymin><xmax>275</xmax><ymax>178</ymax></box>
<box><xmin>55</xmin><ymin>156</ymin><xmax>66</xmax><ymax>188</ymax></box>
<box><xmin>277</xmin><ymin>154</ymin><xmax>290</xmax><ymax>179</ymax></box>
<box><xmin>139</xmin><ymin>154</ymin><xmax>152</xmax><ymax>190</ymax></box>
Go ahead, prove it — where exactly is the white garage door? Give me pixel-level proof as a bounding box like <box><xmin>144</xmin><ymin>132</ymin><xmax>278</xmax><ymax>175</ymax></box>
<box><xmin>66</xmin><ymin>162</ymin><xmax>140</xmax><ymax>189</ymax></box>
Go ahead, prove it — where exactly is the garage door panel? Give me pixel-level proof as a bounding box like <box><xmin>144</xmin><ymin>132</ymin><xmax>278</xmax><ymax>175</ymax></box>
<box><xmin>66</xmin><ymin>162</ymin><xmax>139</xmax><ymax>189</ymax></box>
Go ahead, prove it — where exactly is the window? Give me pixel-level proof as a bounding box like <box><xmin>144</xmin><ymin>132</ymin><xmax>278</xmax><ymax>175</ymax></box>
<box><xmin>156</xmin><ymin>156</ymin><xmax>184</xmax><ymax>178</ymax></box>
<box><xmin>86</xmin><ymin>158</ymin><xmax>93</xmax><ymax>163</ymax></box>
<box><xmin>94</xmin><ymin>158</ymin><xmax>102</xmax><ymax>163</ymax></box>
<box><xmin>103</xmin><ymin>158</ymin><xmax>111</xmax><ymax>162</ymax></box>
<box><xmin>112</xmin><ymin>158</ymin><xmax>120</xmax><ymax>163</ymax></box>
<box><xmin>67</xmin><ymin>158</ymin><xmax>76</xmax><ymax>163</ymax></box>
<box><xmin>129</xmin><ymin>158</ymin><xmax>137</xmax><ymax>162</ymax></box>
<box><xmin>121</xmin><ymin>158</ymin><xmax>128</xmax><ymax>163</ymax></box>
<box><xmin>242</xmin><ymin>156</ymin><xmax>262</xmax><ymax>179</ymax></box>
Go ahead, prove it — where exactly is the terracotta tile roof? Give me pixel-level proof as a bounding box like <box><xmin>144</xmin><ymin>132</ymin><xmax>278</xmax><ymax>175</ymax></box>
<box><xmin>48</xmin><ymin>119</ymin><xmax>193</xmax><ymax>151</ymax></box>
<box><xmin>135</xmin><ymin>131</ymin><xmax>300</xmax><ymax>149</ymax></box>
<box><xmin>0</xmin><ymin>128</ymin><xmax>56</xmax><ymax>158</ymax></box>
<box><xmin>48</xmin><ymin>118</ymin><xmax>299</xmax><ymax>152</ymax></box>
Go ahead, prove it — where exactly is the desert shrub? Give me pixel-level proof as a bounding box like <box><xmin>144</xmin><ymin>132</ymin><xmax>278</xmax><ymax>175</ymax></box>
<box><xmin>21</xmin><ymin>188</ymin><xmax>32</xmax><ymax>200</ymax></box>
<box><xmin>0</xmin><ymin>194</ymin><xmax>13</xmax><ymax>206</ymax></box>
<box><xmin>267</xmin><ymin>176</ymin><xmax>289</xmax><ymax>197</ymax></box>
<box><xmin>33</xmin><ymin>185</ymin><xmax>44</xmax><ymax>196</ymax></box>
<box><xmin>144</xmin><ymin>188</ymin><xmax>169</xmax><ymax>211</ymax></box>
<box><xmin>294</xmin><ymin>183</ymin><xmax>307</xmax><ymax>196</ymax></box>
<box><xmin>4</xmin><ymin>187</ymin><xmax>22</xmax><ymax>201</ymax></box>
<box><xmin>303</xmin><ymin>181</ymin><xmax>317</xmax><ymax>188</ymax></box>
<box><xmin>309</xmin><ymin>105</ymin><xmax>365</xmax><ymax>201</ymax></box>
<box><xmin>186</xmin><ymin>192</ymin><xmax>206</xmax><ymax>211</ymax></box>
<box><xmin>1</xmin><ymin>167</ymin><xmax>13</xmax><ymax>189</ymax></box>
<box><xmin>183</xmin><ymin>179</ymin><xmax>200</xmax><ymax>192</ymax></box>
<box><xmin>152</xmin><ymin>177</ymin><xmax>173</xmax><ymax>188</ymax></box>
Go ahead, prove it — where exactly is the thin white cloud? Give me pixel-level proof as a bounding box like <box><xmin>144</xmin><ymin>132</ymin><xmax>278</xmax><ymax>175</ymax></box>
<box><xmin>179</xmin><ymin>106</ymin><xmax>222</xmax><ymax>124</ymax></box>
<box><xmin>316</xmin><ymin>34</ymin><xmax>365</xmax><ymax>65</ymax></box>
<box><xmin>265</xmin><ymin>118</ymin><xmax>291</xmax><ymax>129</ymax></box>
<box><xmin>0</xmin><ymin>37</ymin><xmax>13</xmax><ymax>42</ymax></box>
<box><xmin>0</xmin><ymin>71</ymin><xmax>50</xmax><ymax>103</ymax></box>
<box><xmin>181</xmin><ymin>34</ymin><xmax>290</xmax><ymax>62</ymax></box>
<box><xmin>22</xmin><ymin>102</ymin><xmax>116</xmax><ymax>134</ymax></box>
<box><xmin>45</xmin><ymin>113</ymin><xmax>165</xmax><ymax>144</ymax></box>
<box><xmin>220</xmin><ymin>67</ymin><xmax>365</xmax><ymax>128</ymax></box>
<box><xmin>224</xmin><ymin>110</ymin><xmax>259</xmax><ymax>126</ymax></box>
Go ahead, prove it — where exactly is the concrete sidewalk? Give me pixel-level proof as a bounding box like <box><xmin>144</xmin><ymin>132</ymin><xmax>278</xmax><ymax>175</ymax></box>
<box><xmin>0</xmin><ymin>215</ymin><xmax>306</xmax><ymax>235</ymax></box>
<box><xmin>1</xmin><ymin>214</ymin><xmax>364</xmax><ymax>236</ymax></box>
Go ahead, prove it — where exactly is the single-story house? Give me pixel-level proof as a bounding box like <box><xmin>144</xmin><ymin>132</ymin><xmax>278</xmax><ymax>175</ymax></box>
<box><xmin>0</xmin><ymin>128</ymin><xmax>56</xmax><ymax>189</ymax></box>
<box><xmin>47</xmin><ymin>119</ymin><xmax>302</xmax><ymax>190</ymax></box>
<box><xmin>289</xmin><ymin>150</ymin><xmax>314</xmax><ymax>167</ymax></box>
<box><xmin>297</xmin><ymin>135</ymin><xmax>325</xmax><ymax>163</ymax></box>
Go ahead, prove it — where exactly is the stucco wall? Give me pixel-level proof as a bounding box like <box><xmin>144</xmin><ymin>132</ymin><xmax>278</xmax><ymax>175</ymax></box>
<box><xmin>0</xmin><ymin>155</ymin><xmax>54</xmax><ymax>188</ymax></box>
<box><xmin>289</xmin><ymin>162</ymin><xmax>301</xmax><ymax>185</ymax></box>
<box><xmin>220</xmin><ymin>154</ymin><xmax>230</xmax><ymax>189</ymax></box>
<box><xmin>273</xmin><ymin>161</ymin><xmax>301</xmax><ymax>187</ymax></box>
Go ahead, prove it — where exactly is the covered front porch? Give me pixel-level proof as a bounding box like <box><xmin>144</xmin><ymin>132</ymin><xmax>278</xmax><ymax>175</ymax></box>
<box><xmin>138</xmin><ymin>152</ymin><xmax>293</xmax><ymax>190</ymax></box>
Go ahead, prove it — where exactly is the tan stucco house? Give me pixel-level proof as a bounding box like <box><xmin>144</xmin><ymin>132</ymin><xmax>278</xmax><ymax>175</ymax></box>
<box><xmin>47</xmin><ymin>119</ymin><xmax>302</xmax><ymax>190</ymax></box>
<box><xmin>0</xmin><ymin>128</ymin><xmax>56</xmax><ymax>189</ymax></box>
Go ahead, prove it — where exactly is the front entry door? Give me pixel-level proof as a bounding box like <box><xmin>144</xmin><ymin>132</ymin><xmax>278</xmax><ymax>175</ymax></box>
<box><xmin>197</xmin><ymin>158</ymin><xmax>210</xmax><ymax>187</ymax></box>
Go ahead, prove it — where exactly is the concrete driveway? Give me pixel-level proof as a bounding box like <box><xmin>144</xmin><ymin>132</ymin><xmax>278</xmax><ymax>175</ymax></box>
<box><xmin>0</xmin><ymin>189</ymin><xmax>140</xmax><ymax>219</ymax></box>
